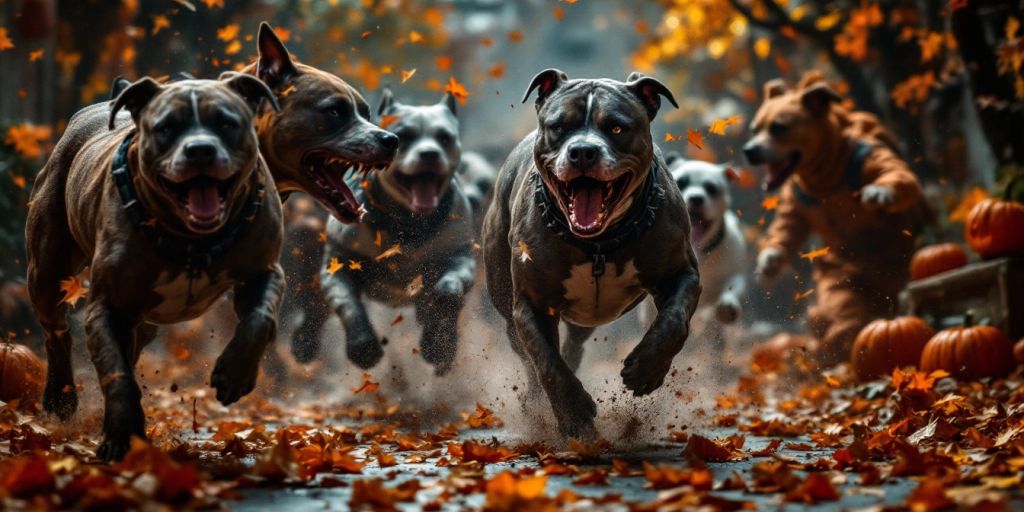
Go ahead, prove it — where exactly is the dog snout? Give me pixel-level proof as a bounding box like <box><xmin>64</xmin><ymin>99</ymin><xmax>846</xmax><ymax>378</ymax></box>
<box><xmin>418</xmin><ymin>148</ymin><xmax>441</xmax><ymax>163</ymax></box>
<box><xmin>183</xmin><ymin>140</ymin><xmax>220</xmax><ymax>167</ymax></box>
<box><xmin>377</xmin><ymin>131</ymin><xmax>399</xmax><ymax>152</ymax></box>
<box><xmin>742</xmin><ymin>142</ymin><xmax>765</xmax><ymax>165</ymax></box>
<box><xmin>686</xmin><ymin>195</ymin><xmax>706</xmax><ymax>208</ymax></box>
<box><xmin>567</xmin><ymin>142</ymin><xmax>601</xmax><ymax>170</ymax></box>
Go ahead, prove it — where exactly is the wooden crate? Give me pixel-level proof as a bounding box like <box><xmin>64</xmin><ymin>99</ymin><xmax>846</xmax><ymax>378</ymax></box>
<box><xmin>899</xmin><ymin>257</ymin><xmax>1024</xmax><ymax>339</ymax></box>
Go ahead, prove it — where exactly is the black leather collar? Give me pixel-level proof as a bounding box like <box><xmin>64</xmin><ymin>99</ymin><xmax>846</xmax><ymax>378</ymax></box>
<box><xmin>111</xmin><ymin>131</ymin><xmax>265</xmax><ymax>277</ymax></box>
<box><xmin>699</xmin><ymin>220</ymin><xmax>727</xmax><ymax>256</ymax></box>
<box><xmin>534</xmin><ymin>162</ymin><xmax>664</xmax><ymax>278</ymax></box>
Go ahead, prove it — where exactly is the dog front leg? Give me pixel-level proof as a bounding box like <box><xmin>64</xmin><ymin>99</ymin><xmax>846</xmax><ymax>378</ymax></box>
<box><xmin>322</xmin><ymin>268</ymin><xmax>382</xmax><ymax>369</ymax></box>
<box><xmin>715</xmin><ymin>274</ymin><xmax>746</xmax><ymax>324</ymax></box>
<box><xmin>513</xmin><ymin>296</ymin><xmax>597</xmax><ymax>440</ymax></box>
<box><xmin>83</xmin><ymin>299</ymin><xmax>144</xmax><ymax>461</ymax></box>
<box><xmin>417</xmin><ymin>252</ymin><xmax>475</xmax><ymax>375</ymax></box>
<box><xmin>622</xmin><ymin>269</ymin><xmax>701</xmax><ymax>396</ymax></box>
<box><xmin>211</xmin><ymin>265</ymin><xmax>285</xmax><ymax>405</ymax></box>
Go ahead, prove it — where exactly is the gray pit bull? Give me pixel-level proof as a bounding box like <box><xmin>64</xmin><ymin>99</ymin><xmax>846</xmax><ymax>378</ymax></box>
<box><xmin>26</xmin><ymin>76</ymin><xmax>282</xmax><ymax>460</ymax></box>
<box><xmin>481</xmin><ymin>69</ymin><xmax>701</xmax><ymax>439</ymax></box>
<box><xmin>320</xmin><ymin>90</ymin><xmax>477</xmax><ymax>375</ymax></box>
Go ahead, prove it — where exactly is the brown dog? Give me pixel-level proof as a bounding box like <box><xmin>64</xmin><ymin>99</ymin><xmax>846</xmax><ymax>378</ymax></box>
<box><xmin>743</xmin><ymin>73</ymin><xmax>923</xmax><ymax>364</ymax></box>
<box><xmin>26</xmin><ymin>75</ymin><xmax>282</xmax><ymax>460</ymax></box>
<box><xmin>240</xmin><ymin>23</ymin><xmax>398</xmax><ymax>363</ymax></box>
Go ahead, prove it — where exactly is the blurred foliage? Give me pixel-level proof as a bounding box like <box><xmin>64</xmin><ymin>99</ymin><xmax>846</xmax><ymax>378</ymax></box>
<box><xmin>0</xmin><ymin>123</ymin><xmax>48</xmax><ymax>278</ymax></box>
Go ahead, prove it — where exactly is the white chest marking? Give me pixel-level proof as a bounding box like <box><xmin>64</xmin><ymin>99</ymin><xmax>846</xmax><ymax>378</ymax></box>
<box><xmin>561</xmin><ymin>259</ymin><xmax>644</xmax><ymax>327</ymax></box>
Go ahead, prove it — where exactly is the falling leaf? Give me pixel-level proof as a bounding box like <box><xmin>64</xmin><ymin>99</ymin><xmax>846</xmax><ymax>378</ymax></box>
<box><xmin>152</xmin><ymin>15</ymin><xmax>171</xmax><ymax>35</ymax></box>
<box><xmin>326</xmin><ymin>257</ymin><xmax>343</xmax><ymax>275</ymax></box>
<box><xmin>508</xmin><ymin>30</ymin><xmax>523</xmax><ymax>43</ymax></box>
<box><xmin>216</xmin><ymin>24</ymin><xmax>240</xmax><ymax>42</ymax></box>
<box><xmin>352</xmin><ymin>373</ymin><xmax>380</xmax><ymax>394</ymax></box>
<box><xmin>436</xmin><ymin>55</ymin><xmax>452</xmax><ymax>71</ymax></box>
<box><xmin>409</xmin><ymin>31</ymin><xmax>424</xmax><ymax>43</ymax></box>
<box><xmin>379</xmin><ymin>114</ymin><xmax>400</xmax><ymax>130</ymax></box>
<box><xmin>59</xmin><ymin>276</ymin><xmax>87</xmax><ymax>308</ymax></box>
<box><xmin>517</xmin><ymin>240</ymin><xmax>532</xmax><ymax>263</ymax></box>
<box><xmin>28</xmin><ymin>49</ymin><xmax>44</xmax><ymax>62</ymax></box>
<box><xmin>708</xmin><ymin>115</ymin><xmax>742</xmax><ymax>136</ymax></box>
<box><xmin>754</xmin><ymin>38</ymin><xmax>771</xmax><ymax>59</ymax></box>
<box><xmin>348</xmin><ymin>260</ymin><xmax>362</xmax><ymax>271</ymax></box>
<box><xmin>800</xmin><ymin>246</ymin><xmax>830</xmax><ymax>262</ymax></box>
<box><xmin>400</xmin><ymin>69</ymin><xmax>416</xmax><ymax>83</ymax></box>
<box><xmin>444</xmin><ymin>76</ymin><xmax>471</xmax><ymax>104</ymax></box>
<box><xmin>0</xmin><ymin>28</ymin><xmax>14</xmax><ymax>52</ymax></box>
<box><xmin>665</xmin><ymin>132</ymin><xmax>677</xmax><ymax>142</ymax></box>
<box><xmin>224</xmin><ymin>40</ymin><xmax>242</xmax><ymax>55</ymax></box>
<box><xmin>11</xmin><ymin>175</ymin><xmax>26</xmax><ymax>189</ymax></box>
<box><xmin>761</xmin><ymin>195</ymin><xmax>780</xmax><ymax>210</ymax></box>
<box><xmin>375</xmin><ymin>244</ymin><xmax>402</xmax><ymax>261</ymax></box>
<box><xmin>948</xmin><ymin>186</ymin><xmax>988</xmax><ymax>223</ymax></box>
<box><xmin>373</xmin><ymin>230</ymin><xmax>383</xmax><ymax>247</ymax></box>
<box><xmin>390</xmin><ymin>314</ymin><xmax>403</xmax><ymax>326</ymax></box>
<box><xmin>794</xmin><ymin>288</ymin><xmax>814</xmax><ymax>301</ymax></box>
<box><xmin>686</xmin><ymin>129</ymin><xmax>704</xmax><ymax>150</ymax></box>
<box><xmin>199</xmin><ymin>0</ymin><xmax>223</xmax><ymax>8</ymax></box>
<box><xmin>488</xmin><ymin>62</ymin><xmax>506</xmax><ymax>79</ymax></box>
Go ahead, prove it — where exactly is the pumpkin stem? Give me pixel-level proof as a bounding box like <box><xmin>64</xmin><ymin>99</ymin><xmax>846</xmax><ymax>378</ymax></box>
<box><xmin>963</xmin><ymin>310</ymin><xmax>974</xmax><ymax>328</ymax></box>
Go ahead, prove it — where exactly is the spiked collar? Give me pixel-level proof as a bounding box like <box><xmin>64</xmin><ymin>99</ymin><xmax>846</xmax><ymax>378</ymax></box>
<box><xmin>111</xmin><ymin>131</ymin><xmax>265</xmax><ymax>277</ymax></box>
<box><xmin>533</xmin><ymin>162</ymin><xmax>664</xmax><ymax>278</ymax></box>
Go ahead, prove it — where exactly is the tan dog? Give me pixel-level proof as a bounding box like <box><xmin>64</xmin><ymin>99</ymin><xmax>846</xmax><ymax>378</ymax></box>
<box><xmin>743</xmin><ymin>73</ymin><xmax>923</xmax><ymax>365</ymax></box>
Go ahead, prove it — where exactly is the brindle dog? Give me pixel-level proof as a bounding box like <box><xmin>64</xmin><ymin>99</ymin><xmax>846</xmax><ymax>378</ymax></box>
<box><xmin>27</xmin><ymin>76</ymin><xmax>281</xmax><ymax>460</ymax></box>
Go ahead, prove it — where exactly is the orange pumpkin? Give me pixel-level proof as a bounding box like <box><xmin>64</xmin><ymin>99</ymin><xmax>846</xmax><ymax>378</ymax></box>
<box><xmin>0</xmin><ymin>343</ymin><xmax>45</xmax><ymax>403</ymax></box>
<box><xmin>920</xmin><ymin>317</ymin><xmax>1015</xmax><ymax>380</ymax></box>
<box><xmin>1014</xmin><ymin>338</ymin><xmax>1024</xmax><ymax>365</ymax></box>
<box><xmin>909</xmin><ymin>244</ymin><xmax>967</xmax><ymax>281</ymax></box>
<box><xmin>851</xmin><ymin>317</ymin><xmax>934</xmax><ymax>380</ymax></box>
<box><xmin>965</xmin><ymin>188</ymin><xmax>1024</xmax><ymax>258</ymax></box>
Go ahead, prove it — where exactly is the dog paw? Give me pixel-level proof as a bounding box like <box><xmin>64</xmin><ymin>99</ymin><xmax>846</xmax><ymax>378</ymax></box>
<box><xmin>42</xmin><ymin>383</ymin><xmax>78</xmax><ymax>421</ymax></box>
<box><xmin>420</xmin><ymin>327</ymin><xmax>457</xmax><ymax>370</ymax></box>
<box><xmin>347</xmin><ymin>333</ymin><xmax>384</xmax><ymax>369</ymax></box>
<box><xmin>96</xmin><ymin>434</ymin><xmax>134</xmax><ymax>462</ymax></box>
<box><xmin>715</xmin><ymin>295</ymin><xmax>741</xmax><ymax>324</ymax></box>
<box><xmin>290</xmin><ymin>327</ymin><xmax>322</xmax><ymax>364</ymax></box>
<box><xmin>434</xmin><ymin>274</ymin><xmax>465</xmax><ymax>297</ymax></box>
<box><xmin>860</xmin><ymin>184</ymin><xmax>896</xmax><ymax>210</ymax></box>
<box><xmin>621</xmin><ymin>342</ymin><xmax>674</xmax><ymax>396</ymax></box>
<box><xmin>210</xmin><ymin>348</ymin><xmax>260</xmax><ymax>406</ymax></box>
<box><xmin>553</xmin><ymin>383</ymin><xmax>598</xmax><ymax>439</ymax></box>
<box><xmin>755</xmin><ymin>247</ymin><xmax>785</xmax><ymax>286</ymax></box>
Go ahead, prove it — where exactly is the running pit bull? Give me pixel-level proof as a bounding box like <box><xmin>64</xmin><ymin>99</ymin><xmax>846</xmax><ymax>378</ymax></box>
<box><xmin>26</xmin><ymin>76</ymin><xmax>282</xmax><ymax>460</ymax></box>
<box><xmin>321</xmin><ymin>90</ymin><xmax>477</xmax><ymax>375</ymax></box>
<box><xmin>482</xmin><ymin>69</ymin><xmax>701</xmax><ymax>439</ymax></box>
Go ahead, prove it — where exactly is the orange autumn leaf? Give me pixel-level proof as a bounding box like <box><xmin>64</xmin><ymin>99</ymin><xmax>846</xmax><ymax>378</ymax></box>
<box><xmin>348</xmin><ymin>260</ymin><xmax>362</xmax><ymax>271</ymax></box>
<box><xmin>444</xmin><ymin>76</ymin><xmax>471</xmax><ymax>104</ymax></box>
<box><xmin>508</xmin><ymin>30</ymin><xmax>523</xmax><ymax>43</ymax></box>
<box><xmin>373</xmin><ymin>230</ymin><xmax>383</xmax><ymax>247</ymax></box>
<box><xmin>59</xmin><ymin>276</ymin><xmax>87</xmax><ymax>308</ymax></box>
<box><xmin>435</xmin><ymin>55</ymin><xmax>452</xmax><ymax>71</ymax></box>
<box><xmin>784</xmin><ymin>473</ymin><xmax>840</xmax><ymax>503</ymax></box>
<box><xmin>642</xmin><ymin>461</ymin><xmax>713</xmax><ymax>490</ymax></box>
<box><xmin>152</xmin><ymin>15</ymin><xmax>170</xmax><ymax>35</ymax></box>
<box><xmin>5</xmin><ymin>124</ymin><xmax>53</xmax><ymax>160</ymax></box>
<box><xmin>216</xmin><ymin>24</ymin><xmax>239</xmax><ymax>42</ymax></box>
<box><xmin>794</xmin><ymin>288</ymin><xmax>814</xmax><ymax>301</ymax></box>
<box><xmin>0</xmin><ymin>28</ymin><xmax>13</xmax><ymax>52</ymax></box>
<box><xmin>553</xmin><ymin>6</ymin><xmax>566</xmax><ymax>21</ymax></box>
<box><xmin>517</xmin><ymin>240</ymin><xmax>532</xmax><ymax>263</ymax></box>
<box><xmin>948</xmin><ymin>186</ymin><xmax>988</xmax><ymax>223</ymax></box>
<box><xmin>375</xmin><ymin>244</ymin><xmax>402</xmax><ymax>261</ymax></box>
<box><xmin>326</xmin><ymin>257</ymin><xmax>343</xmax><ymax>275</ymax></box>
<box><xmin>686</xmin><ymin>129</ymin><xmax>704</xmax><ymax>150</ymax></box>
<box><xmin>199</xmin><ymin>0</ymin><xmax>223</xmax><ymax>8</ymax></box>
<box><xmin>708</xmin><ymin>115</ymin><xmax>742</xmax><ymax>136</ymax></box>
<box><xmin>800</xmin><ymin>246</ymin><xmax>830</xmax><ymax>262</ymax></box>
<box><xmin>761</xmin><ymin>195</ymin><xmax>780</xmax><ymax>210</ymax></box>
<box><xmin>463</xmin><ymin>403</ymin><xmax>502</xmax><ymax>428</ymax></box>
<box><xmin>28</xmin><ymin>49</ymin><xmax>44</xmax><ymax>62</ymax></box>
<box><xmin>352</xmin><ymin>372</ymin><xmax>379</xmax><ymax>394</ymax></box>
<box><xmin>379</xmin><ymin>114</ymin><xmax>400</xmax><ymax>130</ymax></box>
<box><xmin>224</xmin><ymin>40</ymin><xmax>242</xmax><ymax>55</ymax></box>
<box><xmin>484</xmin><ymin>471</ymin><xmax>547</xmax><ymax>511</ymax></box>
<box><xmin>488</xmin><ymin>62</ymin><xmax>506</xmax><ymax>79</ymax></box>
<box><xmin>664</xmin><ymin>132</ymin><xmax>677</xmax><ymax>142</ymax></box>
<box><xmin>400</xmin><ymin>69</ymin><xmax>416</xmax><ymax>83</ymax></box>
<box><xmin>409</xmin><ymin>30</ymin><xmax>424</xmax><ymax>44</ymax></box>
<box><xmin>11</xmin><ymin>175</ymin><xmax>26</xmax><ymax>189</ymax></box>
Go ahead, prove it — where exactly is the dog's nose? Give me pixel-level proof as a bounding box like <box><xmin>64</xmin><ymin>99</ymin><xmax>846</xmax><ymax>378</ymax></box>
<box><xmin>567</xmin><ymin>142</ymin><xmax>601</xmax><ymax>170</ymax></box>
<box><xmin>378</xmin><ymin>131</ymin><xmax>399</xmax><ymax>151</ymax></box>
<box><xmin>687</xmin><ymin>195</ymin><xmax>705</xmax><ymax>207</ymax></box>
<box><xmin>742</xmin><ymin>143</ymin><xmax>764</xmax><ymax>165</ymax></box>
<box><xmin>418</xmin><ymin>149</ymin><xmax>441</xmax><ymax>163</ymax></box>
<box><xmin>184</xmin><ymin>141</ymin><xmax>218</xmax><ymax>166</ymax></box>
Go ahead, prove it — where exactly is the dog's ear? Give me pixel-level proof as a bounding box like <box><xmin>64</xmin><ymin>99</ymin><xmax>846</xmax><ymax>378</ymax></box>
<box><xmin>800</xmin><ymin>82</ymin><xmax>842</xmax><ymax>117</ymax></box>
<box><xmin>440</xmin><ymin>92</ymin><xmax>457</xmax><ymax>116</ymax></box>
<box><xmin>377</xmin><ymin>87</ymin><xmax>396</xmax><ymax>117</ymax></box>
<box><xmin>663</xmin><ymin>150</ymin><xmax>684</xmax><ymax>167</ymax></box>
<box><xmin>522</xmin><ymin>68</ymin><xmax>567</xmax><ymax>109</ymax></box>
<box><xmin>257</xmin><ymin>22</ymin><xmax>298</xmax><ymax>89</ymax></box>
<box><xmin>109</xmin><ymin>77</ymin><xmax>163</xmax><ymax>130</ymax></box>
<box><xmin>763</xmin><ymin>79</ymin><xmax>786</xmax><ymax>99</ymax></box>
<box><xmin>222</xmin><ymin>71</ymin><xmax>280</xmax><ymax>114</ymax></box>
<box><xmin>109</xmin><ymin>76</ymin><xmax>131</xmax><ymax>101</ymax></box>
<box><xmin>625</xmin><ymin>73</ymin><xmax>679</xmax><ymax>120</ymax></box>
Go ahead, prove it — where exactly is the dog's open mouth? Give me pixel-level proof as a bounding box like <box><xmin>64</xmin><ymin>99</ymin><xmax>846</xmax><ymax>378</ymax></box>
<box><xmin>394</xmin><ymin>172</ymin><xmax>448</xmax><ymax>214</ymax></box>
<box><xmin>301</xmin><ymin>150</ymin><xmax>391</xmax><ymax>223</ymax></box>
<box><xmin>551</xmin><ymin>173</ymin><xmax>631</xmax><ymax>236</ymax></box>
<box><xmin>688</xmin><ymin>209</ymin><xmax>710</xmax><ymax>244</ymax></box>
<box><xmin>161</xmin><ymin>174</ymin><xmax>237</xmax><ymax>232</ymax></box>
<box><xmin>762</xmin><ymin>151</ymin><xmax>800</xmax><ymax>191</ymax></box>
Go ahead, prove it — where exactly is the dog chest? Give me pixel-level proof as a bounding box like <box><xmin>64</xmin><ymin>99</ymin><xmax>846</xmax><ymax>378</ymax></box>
<box><xmin>146</xmin><ymin>270</ymin><xmax>233</xmax><ymax>324</ymax></box>
<box><xmin>560</xmin><ymin>259</ymin><xmax>644</xmax><ymax>327</ymax></box>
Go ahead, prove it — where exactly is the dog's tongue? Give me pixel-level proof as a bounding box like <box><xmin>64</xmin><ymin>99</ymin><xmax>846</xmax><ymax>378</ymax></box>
<box><xmin>186</xmin><ymin>182</ymin><xmax>221</xmax><ymax>221</ymax></box>
<box><xmin>571</xmin><ymin>180</ymin><xmax>604</xmax><ymax>227</ymax></box>
<box><xmin>409</xmin><ymin>179</ymin><xmax>439</xmax><ymax>212</ymax></box>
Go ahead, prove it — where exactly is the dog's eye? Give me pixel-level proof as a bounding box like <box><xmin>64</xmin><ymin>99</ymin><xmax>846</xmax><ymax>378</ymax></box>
<box><xmin>676</xmin><ymin>177</ymin><xmax>689</xmax><ymax>189</ymax></box>
<box><xmin>768</xmin><ymin>121</ymin><xmax>788</xmax><ymax>137</ymax></box>
<box><xmin>704</xmin><ymin>183</ymin><xmax>720</xmax><ymax>197</ymax></box>
<box><xmin>326</xmin><ymin>108</ymin><xmax>341</xmax><ymax>118</ymax></box>
<box><xmin>437</xmin><ymin>132</ymin><xmax>453</xmax><ymax>146</ymax></box>
<box><xmin>547</xmin><ymin>122</ymin><xmax>562</xmax><ymax>135</ymax></box>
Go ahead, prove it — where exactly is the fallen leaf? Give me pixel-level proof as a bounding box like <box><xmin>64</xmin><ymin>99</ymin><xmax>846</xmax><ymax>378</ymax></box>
<box><xmin>800</xmin><ymin>246</ymin><xmax>830</xmax><ymax>262</ymax></box>
<box><xmin>326</xmin><ymin>257</ymin><xmax>343</xmax><ymax>275</ymax></box>
<box><xmin>686</xmin><ymin>129</ymin><xmax>704</xmax><ymax>150</ymax></box>
<box><xmin>59</xmin><ymin>275</ymin><xmax>87</xmax><ymax>308</ymax></box>
<box><xmin>352</xmin><ymin>373</ymin><xmax>380</xmax><ymax>394</ymax></box>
